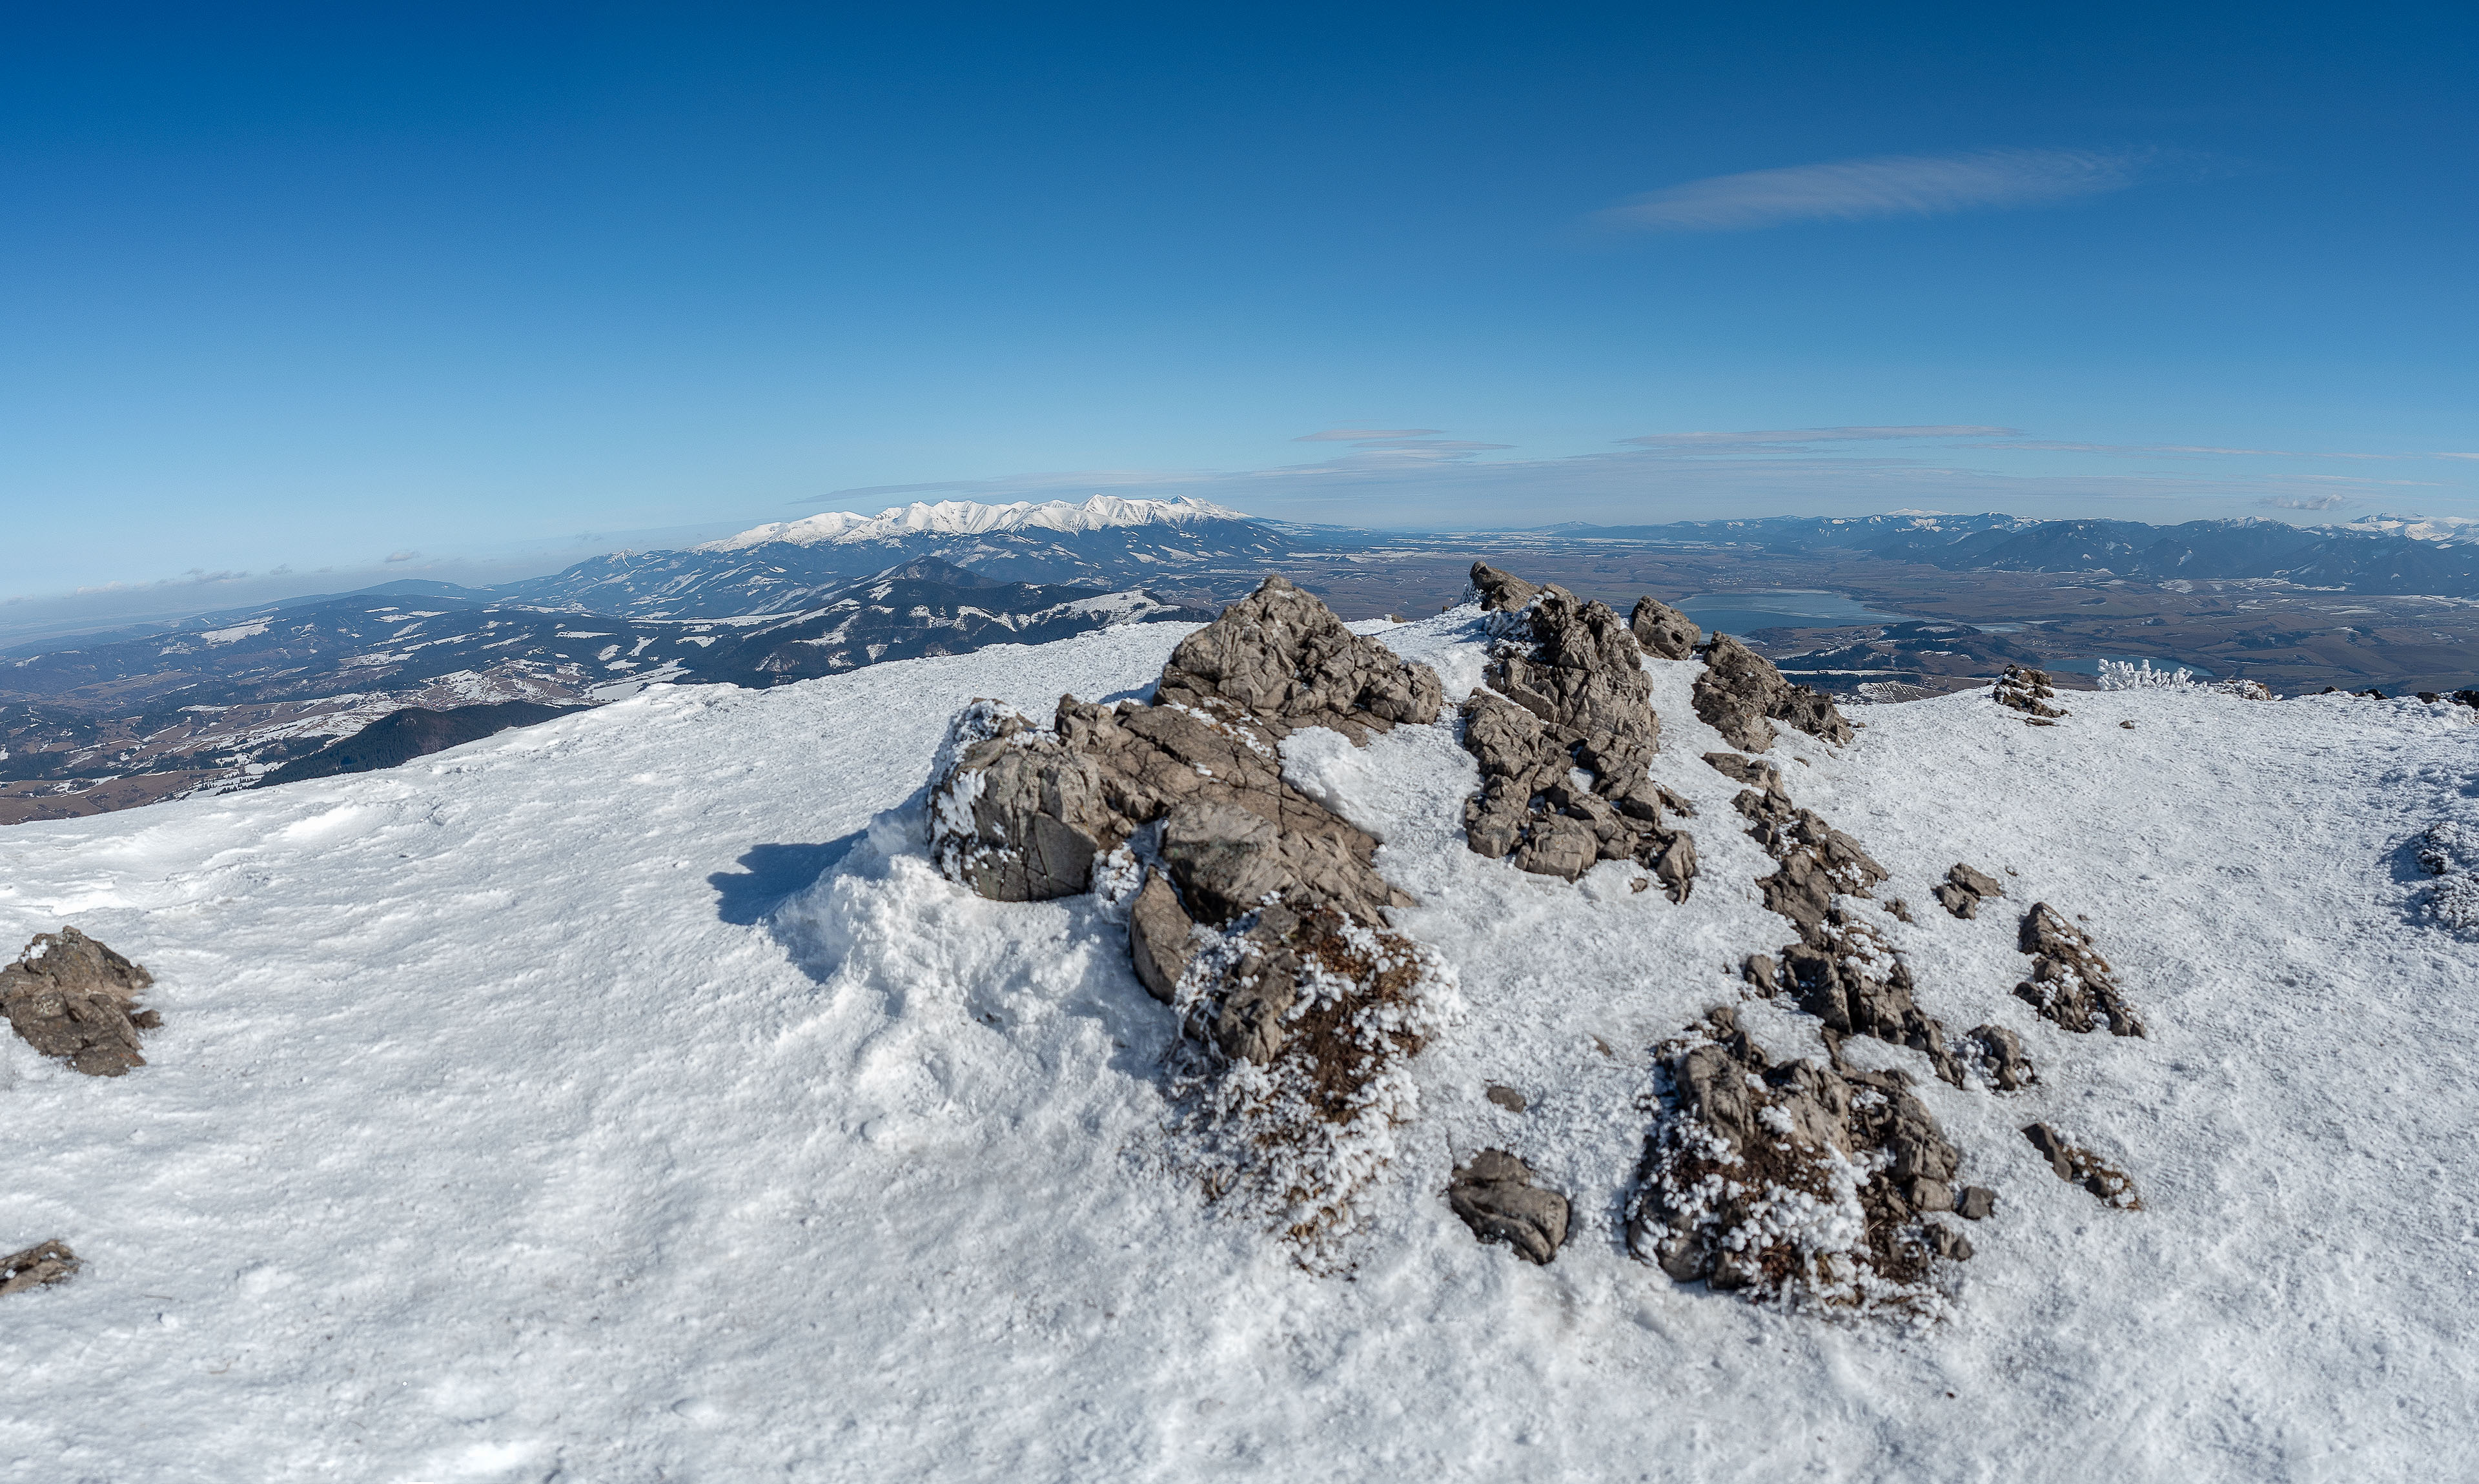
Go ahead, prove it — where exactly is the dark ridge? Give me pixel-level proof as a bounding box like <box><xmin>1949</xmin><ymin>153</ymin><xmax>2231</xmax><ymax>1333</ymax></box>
<box><xmin>255</xmin><ymin>702</ymin><xmax>580</xmax><ymax>786</ymax></box>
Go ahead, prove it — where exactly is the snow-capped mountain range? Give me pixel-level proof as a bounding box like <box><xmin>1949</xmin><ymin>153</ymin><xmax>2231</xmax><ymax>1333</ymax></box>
<box><xmin>699</xmin><ymin>494</ymin><xmax>1252</xmax><ymax>550</ymax></box>
<box><xmin>509</xmin><ymin>494</ymin><xmax>1288</xmax><ymax>618</ymax></box>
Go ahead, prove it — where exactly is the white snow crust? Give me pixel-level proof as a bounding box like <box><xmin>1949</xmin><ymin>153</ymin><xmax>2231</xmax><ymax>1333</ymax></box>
<box><xmin>4</xmin><ymin>611</ymin><xmax>2477</xmax><ymax>1481</ymax></box>
<box><xmin>699</xmin><ymin>494</ymin><xmax>1249</xmax><ymax>551</ymax></box>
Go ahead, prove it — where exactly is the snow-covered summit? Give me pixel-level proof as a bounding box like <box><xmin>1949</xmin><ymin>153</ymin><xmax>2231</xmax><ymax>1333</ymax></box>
<box><xmin>697</xmin><ymin>494</ymin><xmax>1254</xmax><ymax>552</ymax></box>
<box><xmin>7</xmin><ymin>594</ymin><xmax>2477</xmax><ymax>1477</ymax></box>
<box><xmin>2332</xmin><ymin>512</ymin><xmax>2479</xmax><ymax>545</ymax></box>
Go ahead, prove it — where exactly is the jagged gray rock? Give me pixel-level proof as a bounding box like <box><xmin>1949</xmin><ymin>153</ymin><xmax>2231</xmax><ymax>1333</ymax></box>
<box><xmin>2021</xmin><ymin>1123</ymin><xmax>2141</xmax><ymax>1209</ymax></box>
<box><xmin>1625</xmin><ymin>1008</ymin><xmax>1968</xmax><ymax>1306</ymax></box>
<box><xmin>1447</xmin><ymin>1148</ymin><xmax>1571</xmax><ymax>1265</ymax></box>
<box><xmin>1731</xmin><ymin>765</ymin><xmax>1961</xmax><ymax>1084</ymax></box>
<box><xmin>1</xmin><ymin>926</ymin><xmax>158</xmax><ymax>1077</ymax></box>
<box><xmin>1957</xmin><ymin>1184</ymin><xmax>1997</xmax><ymax>1221</ymax></box>
<box><xmin>1994</xmin><ymin>664</ymin><xmax>2067</xmax><ymax>724</ymax></box>
<box><xmin>0</xmin><ymin>1239</ymin><xmax>79</xmax><ymax>1298</ymax></box>
<box><xmin>1457</xmin><ymin>562</ymin><xmax>1698</xmax><ymax>899</ymax></box>
<box><xmin>1158</xmin><ymin>574</ymin><xmax>1443</xmax><ymax>743</ymax></box>
<box><xmin>1467</xmin><ymin>562</ymin><xmax>1541</xmax><ymax>613</ymax></box>
<box><xmin>1629</xmin><ymin>596</ymin><xmax>1702</xmax><ymax>660</ymax></box>
<box><xmin>2015</xmin><ymin>903</ymin><xmax>2147</xmax><ymax>1037</ymax></box>
<box><xmin>1692</xmin><ymin>633</ymin><xmax>1854</xmax><ymax>753</ymax></box>
<box><xmin>1934</xmin><ymin>862</ymin><xmax>2006</xmax><ymax>918</ymax></box>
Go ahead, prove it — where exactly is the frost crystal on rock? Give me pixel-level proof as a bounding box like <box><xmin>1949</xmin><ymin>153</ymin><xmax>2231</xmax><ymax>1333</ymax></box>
<box><xmin>2417</xmin><ymin>820</ymin><xmax>2479</xmax><ymax>934</ymax></box>
<box><xmin>1626</xmin><ymin>1008</ymin><xmax>1968</xmax><ymax>1315</ymax></box>
<box><xmin>2014</xmin><ymin>903</ymin><xmax>2147</xmax><ymax>1037</ymax></box>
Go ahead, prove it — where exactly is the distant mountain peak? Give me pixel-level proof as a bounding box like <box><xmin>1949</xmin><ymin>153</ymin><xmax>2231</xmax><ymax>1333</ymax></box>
<box><xmin>697</xmin><ymin>494</ymin><xmax>1254</xmax><ymax>552</ymax></box>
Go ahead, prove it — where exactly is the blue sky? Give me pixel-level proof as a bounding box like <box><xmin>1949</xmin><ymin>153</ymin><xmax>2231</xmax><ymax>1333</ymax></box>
<box><xmin>5</xmin><ymin>2</ymin><xmax>2474</xmax><ymax>619</ymax></box>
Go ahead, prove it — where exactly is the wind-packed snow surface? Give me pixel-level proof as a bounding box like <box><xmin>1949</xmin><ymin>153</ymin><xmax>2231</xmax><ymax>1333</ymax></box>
<box><xmin>3</xmin><ymin>607</ymin><xmax>2476</xmax><ymax>1482</ymax></box>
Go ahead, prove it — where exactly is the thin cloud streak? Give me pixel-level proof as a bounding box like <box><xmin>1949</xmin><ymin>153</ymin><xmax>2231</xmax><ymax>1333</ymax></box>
<box><xmin>1294</xmin><ymin>428</ymin><xmax>1443</xmax><ymax>442</ymax></box>
<box><xmin>1624</xmin><ymin>425</ymin><xmax>2015</xmax><ymax>449</ymax></box>
<box><xmin>1600</xmin><ymin>148</ymin><xmax>2146</xmax><ymax>234</ymax></box>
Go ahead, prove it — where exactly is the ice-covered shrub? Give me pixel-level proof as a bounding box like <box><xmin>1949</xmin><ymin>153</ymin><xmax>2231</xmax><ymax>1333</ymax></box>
<box><xmin>2096</xmin><ymin>658</ymin><xmax>2198</xmax><ymax>691</ymax></box>
<box><xmin>2096</xmin><ymin>660</ymin><xmax>2272</xmax><ymax>699</ymax></box>
<box><xmin>2418</xmin><ymin>820</ymin><xmax>2479</xmax><ymax>933</ymax></box>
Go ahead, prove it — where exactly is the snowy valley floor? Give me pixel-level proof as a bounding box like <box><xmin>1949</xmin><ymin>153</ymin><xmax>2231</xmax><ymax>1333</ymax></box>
<box><xmin>3</xmin><ymin>609</ymin><xmax>2475</xmax><ymax>1482</ymax></box>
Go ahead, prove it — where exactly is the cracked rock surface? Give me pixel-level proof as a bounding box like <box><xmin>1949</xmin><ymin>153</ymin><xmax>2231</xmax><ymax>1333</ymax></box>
<box><xmin>1458</xmin><ymin>563</ymin><xmax>1698</xmax><ymax>899</ymax></box>
<box><xmin>1628</xmin><ymin>596</ymin><xmax>1701</xmax><ymax>661</ymax></box>
<box><xmin>1</xmin><ymin>926</ymin><xmax>158</xmax><ymax>1077</ymax></box>
<box><xmin>1726</xmin><ymin>758</ymin><xmax>1964</xmax><ymax>1085</ymax></box>
<box><xmin>1624</xmin><ymin>1008</ymin><xmax>1970</xmax><ymax>1310</ymax></box>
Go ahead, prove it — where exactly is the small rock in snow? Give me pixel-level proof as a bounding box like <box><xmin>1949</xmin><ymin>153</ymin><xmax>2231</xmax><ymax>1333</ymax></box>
<box><xmin>0</xmin><ymin>1239</ymin><xmax>79</xmax><ymax>1297</ymax></box>
<box><xmin>1447</xmin><ymin>1148</ymin><xmax>1570</xmax><ymax>1265</ymax></box>
<box><xmin>1</xmin><ymin>926</ymin><xmax>158</xmax><ymax>1077</ymax></box>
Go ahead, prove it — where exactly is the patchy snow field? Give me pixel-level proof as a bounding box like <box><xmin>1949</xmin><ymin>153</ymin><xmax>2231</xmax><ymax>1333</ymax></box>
<box><xmin>3</xmin><ymin>608</ymin><xmax>2475</xmax><ymax>1483</ymax></box>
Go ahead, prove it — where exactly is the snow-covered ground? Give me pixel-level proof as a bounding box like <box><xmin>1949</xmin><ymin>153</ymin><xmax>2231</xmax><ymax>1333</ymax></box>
<box><xmin>3</xmin><ymin>607</ymin><xmax>2475</xmax><ymax>1482</ymax></box>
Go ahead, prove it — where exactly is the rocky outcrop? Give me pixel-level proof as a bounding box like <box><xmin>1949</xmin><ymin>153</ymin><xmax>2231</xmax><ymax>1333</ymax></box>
<box><xmin>1629</xmin><ymin>596</ymin><xmax>1701</xmax><ymax>661</ymax></box>
<box><xmin>1692</xmin><ymin>633</ymin><xmax>1853</xmax><ymax>753</ymax></box>
<box><xmin>1459</xmin><ymin>563</ymin><xmax>1698</xmax><ymax>899</ymax></box>
<box><xmin>1446</xmin><ymin>1149</ymin><xmax>1571</xmax><ymax>1265</ymax></box>
<box><xmin>0</xmin><ymin>1239</ymin><xmax>79</xmax><ymax>1298</ymax></box>
<box><xmin>1994</xmin><ymin>665</ymin><xmax>2066</xmax><ymax>724</ymax></box>
<box><xmin>1729</xmin><ymin>759</ymin><xmax>1963</xmax><ymax>1085</ymax></box>
<box><xmin>2015</xmin><ymin>904</ymin><xmax>2146</xmax><ymax>1037</ymax></box>
<box><xmin>1</xmin><ymin>927</ymin><xmax>158</xmax><ymax>1077</ymax></box>
<box><xmin>1625</xmin><ymin>1008</ymin><xmax>1971</xmax><ymax>1309</ymax></box>
<box><xmin>926</xmin><ymin>576</ymin><xmax>1452</xmax><ymax>1257</ymax></box>
<box><xmin>1934</xmin><ymin>863</ymin><xmax>2005</xmax><ymax>919</ymax></box>
<box><xmin>2021</xmin><ymin>1123</ymin><xmax>2141</xmax><ymax>1209</ymax></box>
<box><xmin>1156</xmin><ymin>574</ymin><xmax>1444</xmax><ymax>744</ymax></box>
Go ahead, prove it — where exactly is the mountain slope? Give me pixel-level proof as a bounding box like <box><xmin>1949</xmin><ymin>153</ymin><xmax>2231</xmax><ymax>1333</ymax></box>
<box><xmin>1566</xmin><ymin>513</ymin><xmax>2479</xmax><ymax>595</ymax></box>
<box><xmin>0</xmin><ymin>562</ymin><xmax>1200</xmax><ymax>819</ymax></box>
<box><xmin>2</xmin><ymin>608</ymin><xmax>2473</xmax><ymax>1479</ymax></box>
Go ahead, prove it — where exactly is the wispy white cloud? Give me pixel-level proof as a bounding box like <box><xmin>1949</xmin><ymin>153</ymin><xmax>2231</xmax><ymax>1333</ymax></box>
<box><xmin>1294</xmin><ymin>427</ymin><xmax>1443</xmax><ymax>442</ymax></box>
<box><xmin>1623</xmin><ymin>425</ymin><xmax>2015</xmax><ymax>450</ymax></box>
<box><xmin>2258</xmin><ymin>494</ymin><xmax>2356</xmax><ymax>511</ymax></box>
<box><xmin>1599</xmin><ymin>148</ymin><xmax>2147</xmax><ymax>234</ymax></box>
